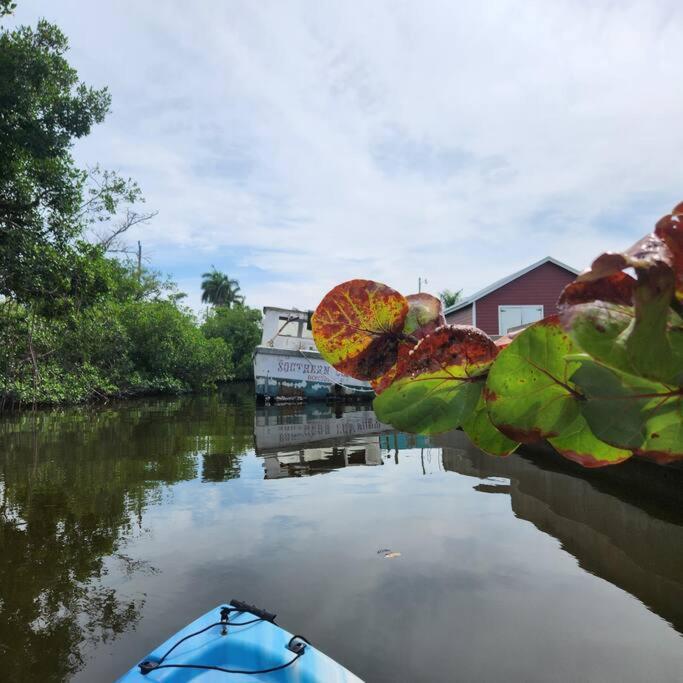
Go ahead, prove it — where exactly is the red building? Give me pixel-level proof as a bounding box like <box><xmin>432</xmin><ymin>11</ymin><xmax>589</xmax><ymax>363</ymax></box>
<box><xmin>444</xmin><ymin>257</ymin><xmax>578</xmax><ymax>337</ymax></box>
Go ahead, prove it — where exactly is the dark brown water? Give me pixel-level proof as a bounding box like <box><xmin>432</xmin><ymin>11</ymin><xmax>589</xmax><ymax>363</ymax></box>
<box><xmin>1</xmin><ymin>385</ymin><xmax>682</xmax><ymax>682</ymax></box>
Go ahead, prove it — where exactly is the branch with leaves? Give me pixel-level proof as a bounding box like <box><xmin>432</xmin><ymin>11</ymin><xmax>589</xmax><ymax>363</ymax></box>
<box><xmin>312</xmin><ymin>201</ymin><xmax>683</xmax><ymax>468</ymax></box>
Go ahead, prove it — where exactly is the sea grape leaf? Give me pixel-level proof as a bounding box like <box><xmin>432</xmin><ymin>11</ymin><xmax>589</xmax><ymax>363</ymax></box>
<box><xmin>654</xmin><ymin>201</ymin><xmax>683</xmax><ymax>303</ymax></box>
<box><xmin>370</xmin><ymin>365</ymin><xmax>398</xmax><ymax>395</ymax></box>
<box><xmin>312</xmin><ymin>279</ymin><xmax>409</xmax><ymax>380</ymax></box>
<box><xmin>370</xmin><ymin>294</ymin><xmax>444</xmax><ymax>394</ymax></box>
<box><xmin>548</xmin><ymin>414</ymin><xmax>631</xmax><ymax>468</ymax></box>
<box><xmin>373</xmin><ymin>325</ymin><xmax>497</xmax><ymax>435</ymax></box>
<box><xmin>625</xmin><ymin>265</ymin><xmax>681</xmax><ymax>384</ymax></box>
<box><xmin>577</xmin><ymin>233</ymin><xmax>673</xmax><ymax>284</ymax></box>
<box><xmin>485</xmin><ymin>316</ymin><xmax>582</xmax><ymax>443</ymax></box>
<box><xmin>370</xmin><ymin>341</ymin><xmax>414</xmax><ymax>395</ymax></box>
<box><xmin>462</xmin><ymin>392</ymin><xmax>519</xmax><ymax>456</ymax></box>
<box><xmin>570</xmin><ymin>358</ymin><xmax>683</xmax><ymax>461</ymax></box>
<box><xmin>558</xmin><ymin>272</ymin><xmax>635</xmax><ymax>373</ymax></box>
<box><xmin>403</xmin><ymin>293</ymin><xmax>445</xmax><ymax>338</ymax></box>
<box><xmin>559</xmin><ymin>270</ymin><xmax>683</xmax><ymax>385</ymax></box>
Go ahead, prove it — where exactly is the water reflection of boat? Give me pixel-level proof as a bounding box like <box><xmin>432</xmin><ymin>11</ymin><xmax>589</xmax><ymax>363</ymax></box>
<box><xmin>254</xmin><ymin>404</ymin><xmax>429</xmax><ymax>479</ymax></box>
<box><xmin>434</xmin><ymin>430</ymin><xmax>683</xmax><ymax>636</ymax></box>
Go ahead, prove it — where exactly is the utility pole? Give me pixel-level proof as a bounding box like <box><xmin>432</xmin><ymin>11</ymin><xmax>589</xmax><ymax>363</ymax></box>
<box><xmin>137</xmin><ymin>241</ymin><xmax>142</xmax><ymax>283</ymax></box>
<box><xmin>418</xmin><ymin>276</ymin><xmax>428</xmax><ymax>293</ymax></box>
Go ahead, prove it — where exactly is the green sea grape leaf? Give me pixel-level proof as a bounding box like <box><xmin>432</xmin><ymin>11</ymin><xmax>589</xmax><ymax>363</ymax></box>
<box><xmin>312</xmin><ymin>279</ymin><xmax>408</xmax><ymax>381</ymax></box>
<box><xmin>373</xmin><ymin>325</ymin><xmax>497</xmax><ymax>435</ymax></box>
<box><xmin>625</xmin><ymin>264</ymin><xmax>681</xmax><ymax>384</ymax></box>
<box><xmin>559</xmin><ymin>270</ymin><xmax>683</xmax><ymax>385</ymax></box>
<box><xmin>558</xmin><ymin>272</ymin><xmax>636</xmax><ymax>373</ymax></box>
<box><xmin>485</xmin><ymin>316</ymin><xmax>582</xmax><ymax>443</ymax></box>
<box><xmin>548</xmin><ymin>414</ymin><xmax>631</xmax><ymax>468</ymax></box>
<box><xmin>570</xmin><ymin>358</ymin><xmax>683</xmax><ymax>461</ymax></box>
<box><xmin>462</xmin><ymin>393</ymin><xmax>519</xmax><ymax>456</ymax></box>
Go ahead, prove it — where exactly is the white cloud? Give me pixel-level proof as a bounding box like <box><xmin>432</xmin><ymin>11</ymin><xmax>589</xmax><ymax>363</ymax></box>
<box><xmin>10</xmin><ymin>0</ymin><xmax>683</xmax><ymax>310</ymax></box>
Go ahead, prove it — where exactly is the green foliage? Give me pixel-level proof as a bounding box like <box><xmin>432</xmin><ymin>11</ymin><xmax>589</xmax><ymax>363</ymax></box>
<box><xmin>202</xmin><ymin>305</ymin><xmax>262</xmax><ymax>380</ymax></box>
<box><xmin>122</xmin><ymin>300</ymin><xmax>233</xmax><ymax>391</ymax></box>
<box><xmin>0</xmin><ymin>19</ymin><xmax>112</xmax><ymax>306</ymax></box>
<box><xmin>0</xmin><ymin>274</ymin><xmax>234</xmax><ymax>406</ymax></box>
<box><xmin>200</xmin><ymin>268</ymin><xmax>244</xmax><ymax>307</ymax></box>
<box><xmin>439</xmin><ymin>288</ymin><xmax>463</xmax><ymax>308</ymax></box>
<box><xmin>313</xmin><ymin>201</ymin><xmax>683</xmax><ymax>467</ymax></box>
<box><xmin>0</xmin><ymin>1</ymin><xmax>16</xmax><ymax>18</ymax></box>
<box><xmin>0</xmin><ymin>16</ymin><xmax>240</xmax><ymax>408</ymax></box>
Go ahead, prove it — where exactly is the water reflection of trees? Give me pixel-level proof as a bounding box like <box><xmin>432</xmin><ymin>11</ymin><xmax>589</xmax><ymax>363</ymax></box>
<box><xmin>0</xmin><ymin>388</ymin><xmax>254</xmax><ymax>681</ymax></box>
<box><xmin>436</xmin><ymin>431</ymin><xmax>683</xmax><ymax>636</ymax></box>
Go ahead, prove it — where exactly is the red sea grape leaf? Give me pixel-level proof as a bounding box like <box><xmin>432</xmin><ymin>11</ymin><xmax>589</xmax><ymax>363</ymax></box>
<box><xmin>654</xmin><ymin>204</ymin><xmax>683</xmax><ymax>303</ymax></box>
<box><xmin>371</xmin><ymin>293</ymin><xmax>445</xmax><ymax>393</ymax></box>
<box><xmin>485</xmin><ymin>316</ymin><xmax>583</xmax><ymax>443</ymax></box>
<box><xmin>403</xmin><ymin>293</ymin><xmax>446</xmax><ymax>338</ymax></box>
<box><xmin>576</xmin><ymin>233</ymin><xmax>673</xmax><ymax>283</ymax></box>
<box><xmin>372</xmin><ymin>325</ymin><xmax>498</xmax><ymax>435</ymax></box>
<box><xmin>393</xmin><ymin>325</ymin><xmax>497</xmax><ymax>383</ymax></box>
<box><xmin>370</xmin><ymin>366</ymin><xmax>398</xmax><ymax>395</ymax></box>
<box><xmin>312</xmin><ymin>279</ymin><xmax>408</xmax><ymax>381</ymax></box>
<box><xmin>558</xmin><ymin>272</ymin><xmax>635</xmax><ymax>308</ymax></box>
<box><xmin>370</xmin><ymin>342</ymin><xmax>413</xmax><ymax>395</ymax></box>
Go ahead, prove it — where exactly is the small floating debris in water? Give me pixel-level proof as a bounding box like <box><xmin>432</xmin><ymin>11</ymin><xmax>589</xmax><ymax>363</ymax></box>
<box><xmin>377</xmin><ymin>548</ymin><xmax>401</xmax><ymax>558</ymax></box>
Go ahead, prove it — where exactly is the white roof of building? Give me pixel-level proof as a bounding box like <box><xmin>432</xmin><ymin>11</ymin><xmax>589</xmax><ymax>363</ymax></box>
<box><xmin>444</xmin><ymin>256</ymin><xmax>579</xmax><ymax>315</ymax></box>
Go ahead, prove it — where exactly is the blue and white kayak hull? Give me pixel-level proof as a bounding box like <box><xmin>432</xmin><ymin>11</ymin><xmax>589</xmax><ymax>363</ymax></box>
<box><xmin>116</xmin><ymin>603</ymin><xmax>362</xmax><ymax>682</ymax></box>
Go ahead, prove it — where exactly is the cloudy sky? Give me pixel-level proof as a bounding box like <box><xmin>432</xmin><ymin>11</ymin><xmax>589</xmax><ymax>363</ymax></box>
<box><xmin>9</xmin><ymin>1</ymin><xmax>683</xmax><ymax>311</ymax></box>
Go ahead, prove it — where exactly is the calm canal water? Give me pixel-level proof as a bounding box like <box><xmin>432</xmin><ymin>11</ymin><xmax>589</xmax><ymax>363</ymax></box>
<box><xmin>1</xmin><ymin>385</ymin><xmax>682</xmax><ymax>682</ymax></box>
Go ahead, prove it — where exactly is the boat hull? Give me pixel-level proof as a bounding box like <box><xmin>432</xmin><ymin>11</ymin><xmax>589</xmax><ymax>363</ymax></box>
<box><xmin>253</xmin><ymin>347</ymin><xmax>373</xmax><ymax>401</ymax></box>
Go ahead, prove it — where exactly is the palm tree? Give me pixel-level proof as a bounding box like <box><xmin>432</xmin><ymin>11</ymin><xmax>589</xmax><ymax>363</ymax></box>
<box><xmin>439</xmin><ymin>288</ymin><xmax>463</xmax><ymax>308</ymax></box>
<box><xmin>201</xmin><ymin>268</ymin><xmax>244</xmax><ymax>307</ymax></box>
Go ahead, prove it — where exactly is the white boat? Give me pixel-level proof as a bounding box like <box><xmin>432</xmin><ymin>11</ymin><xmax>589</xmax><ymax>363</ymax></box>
<box><xmin>253</xmin><ymin>307</ymin><xmax>374</xmax><ymax>401</ymax></box>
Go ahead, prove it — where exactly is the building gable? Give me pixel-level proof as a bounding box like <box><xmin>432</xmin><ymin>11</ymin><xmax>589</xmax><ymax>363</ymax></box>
<box><xmin>444</xmin><ymin>257</ymin><xmax>578</xmax><ymax>336</ymax></box>
<box><xmin>474</xmin><ymin>261</ymin><xmax>576</xmax><ymax>335</ymax></box>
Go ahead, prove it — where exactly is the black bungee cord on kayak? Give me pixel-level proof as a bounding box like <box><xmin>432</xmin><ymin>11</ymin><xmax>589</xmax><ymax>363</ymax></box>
<box><xmin>138</xmin><ymin>600</ymin><xmax>310</xmax><ymax>676</ymax></box>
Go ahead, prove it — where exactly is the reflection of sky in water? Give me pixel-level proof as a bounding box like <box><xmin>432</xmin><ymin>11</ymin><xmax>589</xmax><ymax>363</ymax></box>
<box><xmin>1</xmin><ymin>394</ymin><xmax>682</xmax><ymax>683</ymax></box>
<box><xmin>90</xmin><ymin>451</ymin><xmax>683</xmax><ymax>682</ymax></box>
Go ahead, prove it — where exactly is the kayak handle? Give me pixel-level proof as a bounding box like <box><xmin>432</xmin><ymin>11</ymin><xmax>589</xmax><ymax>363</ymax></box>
<box><xmin>229</xmin><ymin>599</ymin><xmax>277</xmax><ymax>623</ymax></box>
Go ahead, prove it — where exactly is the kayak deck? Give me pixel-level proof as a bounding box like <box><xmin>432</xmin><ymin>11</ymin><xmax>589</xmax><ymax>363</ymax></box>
<box><xmin>116</xmin><ymin>602</ymin><xmax>362</xmax><ymax>682</ymax></box>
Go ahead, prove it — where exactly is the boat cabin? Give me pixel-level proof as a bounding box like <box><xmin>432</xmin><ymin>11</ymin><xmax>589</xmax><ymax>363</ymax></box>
<box><xmin>260</xmin><ymin>307</ymin><xmax>316</xmax><ymax>352</ymax></box>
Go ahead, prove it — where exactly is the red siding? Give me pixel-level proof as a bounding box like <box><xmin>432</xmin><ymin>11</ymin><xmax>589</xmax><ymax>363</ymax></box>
<box><xmin>475</xmin><ymin>262</ymin><xmax>576</xmax><ymax>336</ymax></box>
<box><xmin>445</xmin><ymin>304</ymin><xmax>473</xmax><ymax>326</ymax></box>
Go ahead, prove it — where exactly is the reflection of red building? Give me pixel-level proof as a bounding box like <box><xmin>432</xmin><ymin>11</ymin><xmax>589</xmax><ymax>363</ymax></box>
<box><xmin>444</xmin><ymin>257</ymin><xmax>578</xmax><ymax>337</ymax></box>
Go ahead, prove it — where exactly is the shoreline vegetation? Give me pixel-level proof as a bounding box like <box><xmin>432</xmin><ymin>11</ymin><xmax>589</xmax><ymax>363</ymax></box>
<box><xmin>0</xmin><ymin>13</ymin><xmax>261</xmax><ymax>411</ymax></box>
